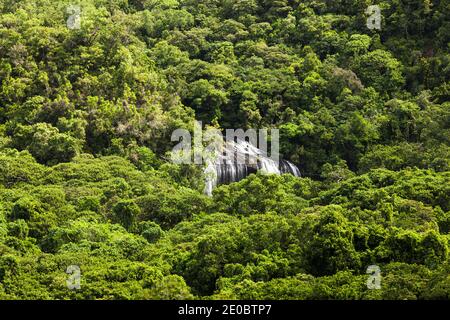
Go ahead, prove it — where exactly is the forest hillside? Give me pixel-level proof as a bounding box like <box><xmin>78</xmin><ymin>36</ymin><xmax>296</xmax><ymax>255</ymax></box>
<box><xmin>0</xmin><ymin>0</ymin><xmax>449</xmax><ymax>299</ymax></box>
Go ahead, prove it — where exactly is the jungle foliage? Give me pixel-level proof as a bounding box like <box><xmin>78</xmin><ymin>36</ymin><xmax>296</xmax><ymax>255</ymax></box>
<box><xmin>0</xmin><ymin>0</ymin><xmax>449</xmax><ymax>299</ymax></box>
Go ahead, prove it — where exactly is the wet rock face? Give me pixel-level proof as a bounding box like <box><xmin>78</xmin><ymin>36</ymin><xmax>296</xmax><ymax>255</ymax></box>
<box><xmin>204</xmin><ymin>140</ymin><xmax>301</xmax><ymax>196</ymax></box>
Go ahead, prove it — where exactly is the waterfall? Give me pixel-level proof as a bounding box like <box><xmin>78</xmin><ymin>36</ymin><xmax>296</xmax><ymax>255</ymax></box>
<box><xmin>204</xmin><ymin>139</ymin><xmax>301</xmax><ymax>196</ymax></box>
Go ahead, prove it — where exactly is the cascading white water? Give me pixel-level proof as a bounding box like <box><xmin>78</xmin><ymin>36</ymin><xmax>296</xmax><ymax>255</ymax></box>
<box><xmin>204</xmin><ymin>139</ymin><xmax>301</xmax><ymax>196</ymax></box>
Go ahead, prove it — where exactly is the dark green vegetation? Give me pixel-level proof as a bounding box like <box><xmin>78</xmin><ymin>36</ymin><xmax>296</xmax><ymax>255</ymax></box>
<box><xmin>0</xmin><ymin>0</ymin><xmax>449</xmax><ymax>299</ymax></box>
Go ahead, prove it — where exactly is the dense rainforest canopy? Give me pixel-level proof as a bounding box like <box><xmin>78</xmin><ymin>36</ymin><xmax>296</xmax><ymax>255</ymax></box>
<box><xmin>0</xmin><ymin>0</ymin><xmax>449</xmax><ymax>299</ymax></box>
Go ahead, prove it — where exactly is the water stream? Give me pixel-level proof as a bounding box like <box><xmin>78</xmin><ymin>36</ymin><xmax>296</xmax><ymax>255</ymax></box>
<box><xmin>204</xmin><ymin>139</ymin><xmax>301</xmax><ymax>196</ymax></box>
